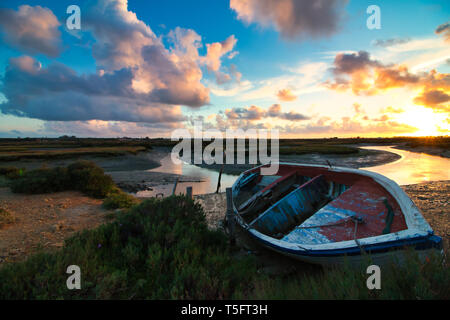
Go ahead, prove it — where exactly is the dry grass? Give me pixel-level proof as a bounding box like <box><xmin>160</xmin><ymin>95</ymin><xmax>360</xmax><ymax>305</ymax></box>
<box><xmin>0</xmin><ymin>146</ymin><xmax>146</xmax><ymax>161</ymax></box>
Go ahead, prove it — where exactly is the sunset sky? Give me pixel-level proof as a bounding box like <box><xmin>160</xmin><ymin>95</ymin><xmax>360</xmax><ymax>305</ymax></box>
<box><xmin>0</xmin><ymin>0</ymin><xmax>449</xmax><ymax>138</ymax></box>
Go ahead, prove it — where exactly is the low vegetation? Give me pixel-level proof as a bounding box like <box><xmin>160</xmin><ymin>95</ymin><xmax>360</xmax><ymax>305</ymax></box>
<box><xmin>102</xmin><ymin>188</ymin><xmax>140</xmax><ymax>210</ymax></box>
<box><xmin>0</xmin><ymin>137</ymin><xmax>153</xmax><ymax>161</ymax></box>
<box><xmin>0</xmin><ymin>196</ymin><xmax>255</xmax><ymax>299</ymax></box>
<box><xmin>0</xmin><ymin>196</ymin><xmax>448</xmax><ymax>299</ymax></box>
<box><xmin>9</xmin><ymin>160</ymin><xmax>115</xmax><ymax>198</ymax></box>
<box><xmin>0</xmin><ymin>146</ymin><xmax>148</xmax><ymax>161</ymax></box>
<box><xmin>0</xmin><ymin>166</ymin><xmax>25</xmax><ymax>179</ymax></box>
<box><xmin>279</xmin><ymin>145</ymin><xmax>359</xmax><ymax>155</ymax></box>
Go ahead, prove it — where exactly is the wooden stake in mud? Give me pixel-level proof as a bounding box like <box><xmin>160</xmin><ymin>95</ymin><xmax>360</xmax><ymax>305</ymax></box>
<box><xmin>186</xmin><ymin>186</ymin><xmax>193</xmax><ymax>199</ymax></box>
<box><xmin>172</xmin><ymin>177</ymin><xmax>179</xmax><ymax>195</ymax></box>
<box><xmin>216</xmin><ymin>163</ymin><xmax>224</xmax><ymax>193</ymax></box>
<box><xmin>225</xmin><ymin>187</ymin><xmax>235</xmax><ymax>244</ymax></box>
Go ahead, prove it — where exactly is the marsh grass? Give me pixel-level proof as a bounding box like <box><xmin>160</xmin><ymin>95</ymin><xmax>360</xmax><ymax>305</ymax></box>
<box><xmin>279</xmin><ymin>145</ymin><xmax>359</xmax><ymax>155</ymax></box>
<box><xmin>0</xmin><ymin>195</ymin><xmax>448</xmax><ymax>300</ymax></box>
<box><xmin>0</xmin><ymin>146</ymin><xmax>147</xmax><ymax>161</ymax></box>
<box><xmin>248</xmin><ymin>249</ymin><xmax>449</xmax><ymax>299</ymax></box>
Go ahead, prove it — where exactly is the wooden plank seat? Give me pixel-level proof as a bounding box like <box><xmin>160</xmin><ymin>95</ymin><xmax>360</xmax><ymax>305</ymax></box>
<box><xmin>237</xmin><ymin>170</ymin><xmax>300</xmax><ymax>215</ymax></box>
<box><xmin>249</xmin><ymin>174</ymin><xmax>329</xmax><ymax>237</ymax></box>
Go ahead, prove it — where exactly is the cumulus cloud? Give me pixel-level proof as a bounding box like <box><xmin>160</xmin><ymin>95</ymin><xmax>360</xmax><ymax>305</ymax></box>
<box><xmin>0</xmin><ymin>0</ymin><xmax>241</xmax><ymax>127</ymax></box>
<box><xmin>331</xmin><ymin>51</ymin><xmax>381</xmax><ymax>76</ymax></box>
<box><xmin>413</xmin><ymin>89</ymin><xmax>450</xmax><ymax>112</ymax></box>
<box><xmin>44</xmin><ymin>119</ymin><xmax>183</xmax><ymax>137</ymax></box>
<box><xmin>0</xmin><ymin>55</ymin><xmax>186</xmax><ymax>123</ymax></box>
<box><xmin>324</xmin><ymin>50</ymin><xmax>450</xmax><ymax>114</ymax></box>
<box><xmin>0</xmin><ymin>5</ymin><xmax>62</xmax><ymax>57</ymax></box>
<box><xmin>82</xmin><ymin>0</ymin><xmax>210</xmax><ymax>107</ymax></box>
<box><xmin>224</xmin><ymin>104</ymin><xmax>309</xmax><ymax>122</ymax></box>
<box><xmin>230</xmin><ymin>0</ymin><xmax>348</xmax><ymax>40</ymax></box>
<box><xmin>204</xmin><ymin>35</ymin><xmax>237</xmax><ymax>72</ymax></box>
<box><xmin>435</xmin><ymin>22</ymin><xmax>450</xmax><ymax>42</ymax></box>
<box><xmin>277</xmin><ymin>89</ymin><xmax>297</xmax><ymax>101</ymax></box>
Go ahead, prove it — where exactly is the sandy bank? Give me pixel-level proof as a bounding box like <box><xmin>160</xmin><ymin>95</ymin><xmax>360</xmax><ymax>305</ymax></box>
<box><xmin>393</xmin><ymin>145</ymin><xmax>450</xmax><ymax>158</ymax></box>
<box><xmin>0</xmin><ymin>188</ymin><xmax>111</xmax><ymax>265</ymax></box>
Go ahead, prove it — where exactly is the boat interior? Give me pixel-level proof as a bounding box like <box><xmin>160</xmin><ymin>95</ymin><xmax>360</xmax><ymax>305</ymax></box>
<box><xmin>233</xmin><ymin>165</ymin><xmax>408</xmax><ymax>244</ymax></box>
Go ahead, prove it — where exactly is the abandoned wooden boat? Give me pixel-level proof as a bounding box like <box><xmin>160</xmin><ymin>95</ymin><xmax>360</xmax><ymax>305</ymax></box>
<box><xmin>231</xmin><ymin>163</ymin><xmax>442</xmax><ymax>266</ymax></box>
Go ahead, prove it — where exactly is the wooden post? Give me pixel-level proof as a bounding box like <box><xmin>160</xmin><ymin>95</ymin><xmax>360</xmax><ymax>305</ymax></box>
<box><xmin>172</xmin><ymin>177</ymin><xmax>179</xmax><ymax>195</ymax></box>
<box><xmin>225</xmin><ymin>187</ymin><xmax>235</xmax><ymax>244</ymax></box>
<box><xmin>216</xmin><ymin>163</ymin><xmax>224</xmax><ymax>193</ymax></box>
<box><xmin>186</xmin><ymin>186</ymin><xmax>193</xmax><ymax>199</ymax></box>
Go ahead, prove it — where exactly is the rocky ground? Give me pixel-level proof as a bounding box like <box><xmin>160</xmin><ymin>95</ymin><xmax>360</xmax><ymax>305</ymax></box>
<box><xmin>402</xmin><ymin>180</ymin><xmax>449</xmax><ymax>248</ymax></box>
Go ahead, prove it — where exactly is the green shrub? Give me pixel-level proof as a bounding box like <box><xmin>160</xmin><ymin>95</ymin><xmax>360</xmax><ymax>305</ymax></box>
<box><xmin>67</xmin><ymin>160</ymin><xmax>115</xmax><ymax>198</ymax></box>
<box><xmin>103</xmin><ymin>190</ymin><xmax>138</xmax><ymax>210</ymax></box>
<box><xmin>0</xmin><ymin>196</ymin><xmax>255</xmax><ymax>299</ymax></box>
<box><xmin>0</xmin><ymin>166</ymin><xmax>25</xmax><ymax>179</ymax></box>
<box><xmin>10</xmin><ymin>167</ymin><xmax>70</xmax><ymax>194</ymax></box>
<box><xmin>9</xmin><ymin>161</ymin><xmax>115</xmax><ymax>198</ymax></box>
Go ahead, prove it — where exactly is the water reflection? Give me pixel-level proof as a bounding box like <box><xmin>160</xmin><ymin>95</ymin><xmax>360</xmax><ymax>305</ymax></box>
<box><xmin>360</xmin><ymin>146</ymin><xmax>450</xmax><ymax>185</ymax></box>
<box><xmin>136</xmin><ymin>146</ymin><xmax>450</xmax><ymax>197</ymax></box>
<box><xmin>135</xmin><ymin>154</ymin><xmax>238</xmax><ymax>197</ymax></box>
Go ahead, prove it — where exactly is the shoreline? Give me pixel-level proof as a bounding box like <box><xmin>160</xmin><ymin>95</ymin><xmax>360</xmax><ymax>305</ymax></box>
<box><xmin>193</xmin><ymin>148</ymin><xmax>401</xmax><ymax>175</ymax></box>
<box><xmin>393</xmin><ymin>144</ymin><xmax>450</xmax><ymax>158</ymax></box>
<box><xmin>1</xmin><ymin>143</ymin><xmax>445</xmax><ymax>194</ymax></box>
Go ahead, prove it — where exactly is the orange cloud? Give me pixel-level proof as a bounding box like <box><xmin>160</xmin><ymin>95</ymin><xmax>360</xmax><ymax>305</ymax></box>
<box><xmin>381</xmin><ymin>106</ymin><xmax>405</xmax><ymax>114</ymax></box>
<box><xmin>277</xmin><ymin>89</ymin><xmax>297</xmax><ymax>101</ymax></box>
<box><xmin>325</xmin><ymin>50</ymin><xmax>450</xmax><ymax>114</ymax></box>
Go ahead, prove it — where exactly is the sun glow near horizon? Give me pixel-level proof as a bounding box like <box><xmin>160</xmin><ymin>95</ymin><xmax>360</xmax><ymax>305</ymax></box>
<box><xmin>396</xmin><ymin>106</ymin><xmax>449</xmax><ymax>137</ymax></box>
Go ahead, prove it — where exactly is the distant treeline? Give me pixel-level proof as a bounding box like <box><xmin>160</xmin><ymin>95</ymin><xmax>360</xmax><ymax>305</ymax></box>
<box><xmin>1</xmin><ymin>135</ymin><xmax>448</xmax><ymax>147</ymax></box>
<box><xmin>0</xmin><ymin>136</ymin><xmax>447</xmax><ymax>160</ymax></box>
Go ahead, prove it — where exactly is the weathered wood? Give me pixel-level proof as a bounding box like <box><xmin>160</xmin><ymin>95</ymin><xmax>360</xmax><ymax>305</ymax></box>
<box><xmin>226</xmin><ymin>187</ymin><xmax>235</xmax><ymax>244</ymax></box>
<box><xmin>172</xmin><ymin>177</ymin><xmax>179</xmax><ymax>195</ymax></box>
<box><xmin>216</xmin><ymin>163</ymin><xmax>224</xmax><ymax>193</ymax></box>
<box><xmin>186</xmin><ymin>186</ymin><xmax>193</xmax><ymax>199</ymax></box>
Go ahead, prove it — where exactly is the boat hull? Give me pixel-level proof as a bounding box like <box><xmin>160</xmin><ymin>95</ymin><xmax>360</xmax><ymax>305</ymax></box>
<box><xmin>246</xmin><ymin>228</ymin><xmax>442</xmax><ymax>266</ymax></box>
<box><xmin>231</xmin><ymin>163</ymin><xmax>443</xmax><ymax>266</ymax></box>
